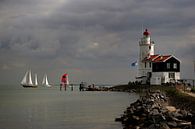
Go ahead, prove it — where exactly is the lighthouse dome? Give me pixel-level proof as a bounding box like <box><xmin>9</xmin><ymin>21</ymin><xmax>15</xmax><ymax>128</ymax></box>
<box><xmin>143</xmin><ymin>29</ymin><xmax>150</xmax><ymax>36</ymax></box>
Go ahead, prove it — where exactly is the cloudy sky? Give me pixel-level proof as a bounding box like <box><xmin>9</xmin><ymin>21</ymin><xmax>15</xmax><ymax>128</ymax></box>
<box><xmin>0</xmin><ymin>0</ymin><xmax>195</xmax><ymax>85</ymax></box>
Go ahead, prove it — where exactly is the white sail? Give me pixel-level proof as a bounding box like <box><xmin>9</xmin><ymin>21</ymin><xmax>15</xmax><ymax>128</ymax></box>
<box><xmin>21</xmin><ymin>69</ymin><xmax>38</xmax><ymax>88</ymax></box>
<box><xmin>21</xmin><ymin>71</ymin><xmax>28</xmax><ymax>85</ymax></box>
<box><xmin>34</xmin><ymin>74</ymin><xmax>38</xmax><ymax>86</ymax></box>
<box><xmin>42</xmin><ymin>74</ymin><xmax>51</xmax><ymax>87</ymax></box>
<box><xmin>42</xmin><ymin>74</ymin><xmax>46</xmax><ymax>85</ymax></box>
<box><xmin>28</xmin><ymin>70</ymin><xmax>33</xmax><ymax>85</ymax></box>
<box><xmin>45</xmin><ymin>75</ymin><xmax>49</xmax><ymax>86</ymax></box>
<box><xmin>66</xmin><ymin>75</ymin><xmax>69</xmax><ymax>85</ymax></box>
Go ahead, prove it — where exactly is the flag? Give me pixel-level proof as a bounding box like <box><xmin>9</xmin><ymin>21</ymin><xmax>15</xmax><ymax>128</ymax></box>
<box><xmin>131</xmin><ymin>61</ymin><xmax>138</xmax><ymax>67</ymax></box>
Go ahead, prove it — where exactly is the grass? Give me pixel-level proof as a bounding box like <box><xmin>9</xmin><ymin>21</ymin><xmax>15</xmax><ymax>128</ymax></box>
<box><xmin>166</xmin><ymin>88</ymin><xmax>195</xmax><ymax>113</ymax></box>
<box><xmin>191</xmin><ymin>87</ymin><xmax>195</xmax><ymax>93</ymax></box>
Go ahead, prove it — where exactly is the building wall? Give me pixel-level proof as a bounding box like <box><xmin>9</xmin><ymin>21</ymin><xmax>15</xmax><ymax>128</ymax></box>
<box><xmin>138</xmin><ymin>42</ymin><xmax>154</xmax><ymax>78</ymax></box>
<box><xmin>138</xmin><ymin>61</ymin><xmax>152</xmax><ymax>77</ymax></box>
<box><xmin>151</xmin><ymin>72</ymin><xmax>180</xmax><ymax>85</ymax></box>
<box><xmin>151</xmin><ymin>72</ymin><xmax>164</xmax><ymax>85</ymax></box>
<box><xmin>152</xmin><ymin>57</ymin><xmax>180</xmax><ymax>72</ymax></box>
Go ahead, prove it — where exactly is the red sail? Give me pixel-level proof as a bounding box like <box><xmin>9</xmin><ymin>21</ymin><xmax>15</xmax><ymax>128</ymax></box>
<box><xmin>61</xmin><ymin>74</ymin><xmax>68</xmax><ymax>84</ymax></box>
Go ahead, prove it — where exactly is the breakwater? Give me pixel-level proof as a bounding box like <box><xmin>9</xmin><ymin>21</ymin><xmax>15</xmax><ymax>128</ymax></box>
<box><xmin>115</xmin><ymin>90</ymin><xmax>195</xmax><ymax>129</ymax></box>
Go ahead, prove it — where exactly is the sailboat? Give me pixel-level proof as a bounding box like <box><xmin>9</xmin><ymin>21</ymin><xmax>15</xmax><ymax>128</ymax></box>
<box><xmin>61</xmin><ymin>73</ymin><xmax>69</xmax><ymax>85</ymax></box>
<box><xmin>42</xmin><ymin>74</ymin><xmax>52</xmax><ymax>87</ymax></box>
<box><xmin>21</xmin><ymin>70</ymin><xmax>38</xmax><ymax>88</ymax></box>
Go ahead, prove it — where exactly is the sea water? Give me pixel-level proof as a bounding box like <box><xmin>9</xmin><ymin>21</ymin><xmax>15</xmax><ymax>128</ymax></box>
<box><xmin>0</xmin><ymin>85</ymin><xmax>139</xmax><ymax>129</ymax></box>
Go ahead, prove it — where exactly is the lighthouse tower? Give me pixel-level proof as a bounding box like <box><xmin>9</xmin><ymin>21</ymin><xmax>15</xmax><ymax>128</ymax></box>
<box><xmin>138</xmin><ymin>29</ymin><xmax>155</xmax><ymax>82</ymax></box>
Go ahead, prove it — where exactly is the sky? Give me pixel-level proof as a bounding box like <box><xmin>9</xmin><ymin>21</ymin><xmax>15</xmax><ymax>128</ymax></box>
<box><xmin>0</xmin><ymin>0</ymin><xmax>195</xmax><ymax>85</ymax></box>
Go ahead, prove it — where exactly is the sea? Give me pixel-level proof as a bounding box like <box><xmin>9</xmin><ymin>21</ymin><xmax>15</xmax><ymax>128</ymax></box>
<box><xmin>0</xmin><ymin>85</ymin><xmax>139</xmax><ymax>129</ymax></box>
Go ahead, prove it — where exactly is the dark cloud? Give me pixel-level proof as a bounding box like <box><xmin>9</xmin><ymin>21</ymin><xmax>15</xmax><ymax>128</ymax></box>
<box><xmin>0</xmin><ymin>0</ymin><xmax>195</xmax><ymax>84</ymax></box>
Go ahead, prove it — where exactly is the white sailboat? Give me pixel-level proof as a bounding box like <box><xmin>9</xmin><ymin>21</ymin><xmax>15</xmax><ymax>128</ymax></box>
<box><xmin>42</xmin><ymin>74</ymin><xmax>52</xmax><ymax>87</ymax></box>
<box><xmin>21</xmin><ymin>70</ymin><xmax>38</xmax><ymax>88</ymax></box>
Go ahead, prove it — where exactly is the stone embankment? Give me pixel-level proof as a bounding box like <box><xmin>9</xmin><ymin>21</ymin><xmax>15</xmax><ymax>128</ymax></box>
<box><xmin>115</xmin><ymin>90</ymin><xmax>195</xmax><ymax>129</ymax></box>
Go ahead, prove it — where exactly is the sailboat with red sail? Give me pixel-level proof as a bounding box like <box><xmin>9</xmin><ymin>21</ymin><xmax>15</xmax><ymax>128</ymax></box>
<box><xmin>61</xmin><ymin>73</ymin><xmax>69</xmax><ymax>85</ymax></box>
<box><xmin>60</xmin><ymin>73</ymin><xmax>69</xmax><ymax>90</ymax></box>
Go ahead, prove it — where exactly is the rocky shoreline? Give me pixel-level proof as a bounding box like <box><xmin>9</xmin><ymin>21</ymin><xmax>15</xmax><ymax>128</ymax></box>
<box><xmin>115</xmin><ymin>90</ymin><xmax>195</xmax><ymax>129</ymax></box>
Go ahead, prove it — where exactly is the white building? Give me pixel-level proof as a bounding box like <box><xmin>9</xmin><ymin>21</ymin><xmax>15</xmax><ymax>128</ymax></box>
<box><xmin>137</xmin><ymin>29</ymin><xmax>180</xmax><ymax>85</ymax></box>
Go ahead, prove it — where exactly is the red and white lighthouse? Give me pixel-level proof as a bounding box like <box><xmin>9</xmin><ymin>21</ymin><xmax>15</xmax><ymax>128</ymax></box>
<box><xmin>138</xmin><ymin>29</ymin><xmax>155</xmax><ymax>79</ymax></box>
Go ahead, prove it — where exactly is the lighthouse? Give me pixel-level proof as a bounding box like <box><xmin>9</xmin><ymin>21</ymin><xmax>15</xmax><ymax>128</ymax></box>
<box><xmin>139</xmin><ymin>29</ymin><xmax>155</xmax><ymax>58</ymax></box>
<box><xmin>136</xmin><ymin>29</ymin><xmax>180</xmax><ymax>85</ymax></box>
<box><xmin>138</xmin><ymin>29</ymin><xmax>155</xmax><ymax>83</ymax></box>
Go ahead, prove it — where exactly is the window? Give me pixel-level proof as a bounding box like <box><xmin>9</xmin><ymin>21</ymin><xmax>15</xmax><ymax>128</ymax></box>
<box><xmin>169</xmin><ymin>72</ymin><xmax>175</xmax><ymax>79</ymax></box>
<box><xmin>149</xmin><ymin>62</ymin><xmax>152</xmax><ymax>68</ymax></box>
<box><xmin>173</xmin><ymin>63</ymin><xmax>177</xmax><ymax>69</ymax></box>
<box><xmin>167</xmin><ymin>63</ymin><xmax>170</xmax><ymax>69</ymax></box>
<box><xmin>147</xmin><ymin>72</ymin><xmax>152</xmax><ymax>78</ymax></box>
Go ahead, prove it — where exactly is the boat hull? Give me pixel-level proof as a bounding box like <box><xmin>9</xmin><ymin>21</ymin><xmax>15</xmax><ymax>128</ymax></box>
<box><xmin>22</xmin><ymin>84</ymin><xmax>38</xmax><ymax>88</ymax></box>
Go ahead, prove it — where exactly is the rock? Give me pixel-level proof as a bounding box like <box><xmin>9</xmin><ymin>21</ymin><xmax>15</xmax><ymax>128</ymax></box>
<box><xmin>150</xmin><ymin>109</ymin><xmax>160</xmax><ymax>116</ymax></box>
<box><xmin>115</xmin><ymin>90</ymin><xmax>194</xmax><ymax>129</ymax></box>
<box><xmin>156</xmin><ymin>90</ymin><xmax>161</xmax><ymax>93</ymax></box>
<box><xmin>132</xmin><ymin>115</ymin><xmax>140</xmax><ymax>121</ymax></box>
<box><xmin>148</xmin><ymin>124</ymin><xmax>156</xmax><ymax>129</ymax></box>
<box><xmin>177</xmin><ymin>121</ymin><xmax>191</xmax><ymax>126</ymax></box>
<box><xmin>180</xmin><ymin>110</ymin><xmax>188</xmax><ymax>117</ymax></box>
<box><xmin>160</xmin><ymin>123</ymin><xmax>170</xmax><ymax>129</ymax></box>
<box><xmin>167</xmin><ymin>121</ymin><xmax>177</xmax><ymax>127</ymax></box>
<box><xmin>161</xmin><ymin>114</ymin><xmax>166</xmax><ymax>121</ymax></box>
<box><xmin>172</xmin><ymin>112</ymin><xmax>183</xmax><ymax>119</ymax></box>
<box><xmin>192</xmin><ymin>115</ymin><xmax>195</xmax><ymax>125</ymax></box>
<box><xmin>186</xmin><ymin>112</ymin><xmax>193</xmax><ymax>120</ymax></box>
<box><xmin>172</xmin><ymin>117</ymin><xmax>183</xmax><ymax>122</ymax></box>
<box><xmin>165</xmin><ymin>106</ymin><xmax>176</xmax><ymax>112</ymax></box>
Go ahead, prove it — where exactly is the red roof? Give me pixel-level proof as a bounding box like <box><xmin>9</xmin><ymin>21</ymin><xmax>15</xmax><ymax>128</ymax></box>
<box><xmin>143</xmin><ymin>55</ymin><xmax>160</xmax><ymax>61</ymax></box>
<box><xmin>153</xmin><ymin>55</ymin><xmax>172</xmax><ymax>62</ymax></box>
<box><xmin>143</xmin><ymin>55</ymin><xmax>172</xmax><ymax>62</ymax></box>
